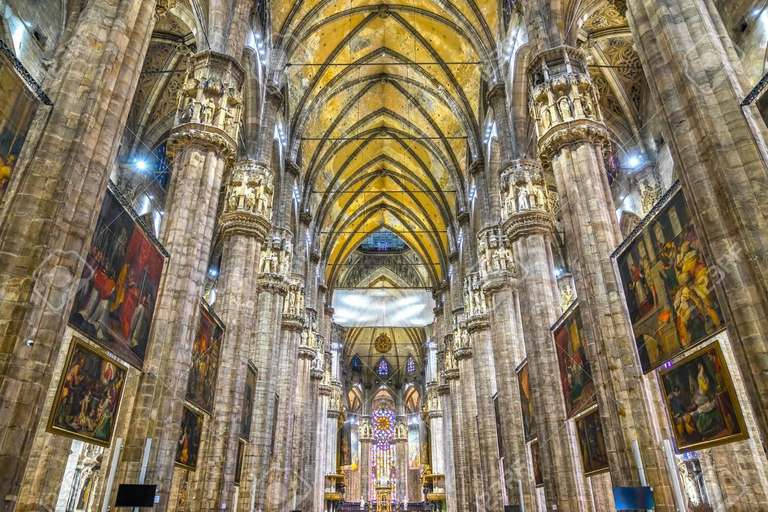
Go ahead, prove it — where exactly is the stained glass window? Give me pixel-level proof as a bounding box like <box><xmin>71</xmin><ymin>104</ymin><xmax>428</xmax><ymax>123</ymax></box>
<box><xmin>351</xmin><ymin>355</ymin><xmax>362</xmax><ymax>372</ymax></box>
<box><xmin>407</xmin><ymin>357</ymin><xmax>416</xmax><ymax>373</ymax></box>
<box><xmin>378</xmin><ymin>359</ymin><xmax>389</xmax><ymax>376</ymax></box>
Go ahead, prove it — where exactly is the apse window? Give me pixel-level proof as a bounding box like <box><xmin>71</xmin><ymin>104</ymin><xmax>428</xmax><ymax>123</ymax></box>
<box><xmin>378</xmin><ymin>360</ymin><xmax>389</xmax><ymax>376</ymax></box>
<box><xmin>407</xmin><ymin>357</ymin><xmax>416</xmax><ymax>374</ymax></box>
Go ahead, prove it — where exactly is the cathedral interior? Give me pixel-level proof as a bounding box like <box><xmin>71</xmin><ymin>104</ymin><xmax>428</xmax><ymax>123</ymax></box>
<box><xmin>3</xmin><ymin>0</ymin><xmax>768</xmax><ymax>511</ymax></box>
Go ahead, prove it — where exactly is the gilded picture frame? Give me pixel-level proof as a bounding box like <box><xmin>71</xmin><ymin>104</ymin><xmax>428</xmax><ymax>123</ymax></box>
<box><xmin>47</xmin><ymin>337</ymin><xmax>128</xmax><ymax>447</ymax></box>
<box><xmin>658</xmin><ymin>341</ymin><xmax>748</xmax><ymax>452</ymax></box>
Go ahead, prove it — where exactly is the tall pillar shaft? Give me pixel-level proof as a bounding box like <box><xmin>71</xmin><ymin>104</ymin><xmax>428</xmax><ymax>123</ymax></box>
<box><xmin>529</xmin><ymin>46</ymin><xmax>675</xmax><ymax>509</ymax></box>
<box><xmin>455</xmin><ymin>336</ymin><xmax>483</xmax><ymax>511</ymax></box>
<box><xmin>195</xmin><ymin>160</ymin><xmax>271</xmax><ymax>510</ymax></box>
<box><xmin>482</xmin><ymin>261</ymin><xmax>532</xmax><ymax>508</ymax></box>
<box><xmin>0</xmin><ymin>0</ymin><xmax>161</xmax><ymax>503</ymax></box>
<box><xmin>117</xmin><ymin>49</ymin><xmax>245</xmax><ymax>511</ymax></box>
<box><xmin>627</xmin><ymin>0</ymin><xmax>768</xmax><ymax>451</ymax></box>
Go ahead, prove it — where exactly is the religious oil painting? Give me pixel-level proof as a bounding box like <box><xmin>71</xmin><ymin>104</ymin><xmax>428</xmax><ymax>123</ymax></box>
<box><xmin>575</xmin><ymin>409</ymin><xmax>610</xmax><ymax>476</ymax></box>
<box><xmin>659</xmin><ymin>342</ymin><xmax>747</xmax><ymax>452</ymax></box>
<box><xmin>531</xmin><ymin>440</ymin><xmax>543</xmax><ymax>487</ymax></box>
<box><xmin>0</xmin><ymin>49</ymin><xmax>40</xmax><ymax>205</ymax></box>
<box><xmin>616</xmin><ymin>189</ymin><xmax>725</xmax><ymax>372</ymax></box>
<box><xmin>48</xmin><ymin>338</ymin><xmax>128</xmax><ymax>447</ymax></box>
<box><xmin>340</xmin><ymin>420</ymin><xmax>353</xmax><ymax>468</ymax></box>
<box><xmin>176</xmin><ymin>405</ymin><xmax>204</xmax><ymax>470</ymax></box>
<box><xmin>408</xmin><ymin>426</ymin><xmax>420</xmax><ymax>469</ymax></box>
<box><xmin>234</xmin><ymin>439</ymin><xmax>245</xmax><ymax>485</ymax></box>
<box><xmin>420</xmin><ymin>419</ymin><xmax>431</xmax><ymax>468</ymax></box>
<box><xmin>186</xmin><ymin>304</ymin><xmax>225</xmax><ymax>414</ymax></box>
<box><xmin>517</xmin><ymin>361</ymin><xmax>536</xmax><ymax>441</ymax></box>
<box><xmin>69</xmin><ymin>187</ymin><xmax>166</xmax><ymax>369</ymax></box>
<box><xmin>553</xmin><ymin>304</ymin><xmax>596</xmax><ymax>418</ymax></box>
<box><xmin>240</xmin><ymin>363</ymin><xmax>256</xmax><ymax>440</ymax></box>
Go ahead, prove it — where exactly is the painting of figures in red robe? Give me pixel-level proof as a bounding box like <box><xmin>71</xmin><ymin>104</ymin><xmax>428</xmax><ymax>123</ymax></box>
<box><xmin>175</xmin><ymin>405</ymin><xmax>204</xmax><ymax>470</ymax></box>
<box><xmin>185</xmin><ymin>304</ymin><xmax>225</xmax><ymax>414</ymax></box>
<box><xmin>0</xmin><ymin>49</ymin><xmax>40</xmax><ymax>206</ymax></box>
<box><xmin>659</xmin><ymin>342</ymin><xmax>747</xmax><ymax>452</ymax></box>
<box><xmin>553</xmin><ymin>304</ymin><xmax>596</xmax><ymax>418</ymax></box>
<box><xmin>69</xmin><ymin>187</ymin><xmax>166</xmax><ymax>368</ymax></box>
<box><xmin>47</xmin><ymin>338</ymin><xmax>127</xmax><ymax>446</ymax></box>
<box><xmin>616</xmin><ymin>188</ymin><xmax>725</xmax><ymax>372</ymax></box>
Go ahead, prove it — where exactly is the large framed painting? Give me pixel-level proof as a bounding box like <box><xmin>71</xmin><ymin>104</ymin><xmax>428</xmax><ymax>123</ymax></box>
<box><xmin>240</xmin><ymin>363</ymin><xmax>257</xmax><ymax>441</ymax></box>
<box><xmin>419</xmin><ymin>419</ymin><xmax>431</xmax><ymax>468</ymax></box>
<box><xmin>614</xmin><ymin>186</ymin><xmax>725</xmax><ymax>372</ymax></box>
<box><xmin>658</xmin><ymin>341</ymin><xmax>748</xmax><ymax>452</ymax></box>
<box><xmin>69</xmin><ymin>186</ymin><xmax>167</xmax><ymax>369</ymax></box>
<box><xmin>175</xmin><ymin>405</ymin><xmax>204</xmax><ymax>470</ymax></box>
<box><xmin>530</xmin><ymin>440</ymin><xmax>543</xmax><ymax>488</ymax></box>
<box><xmin>234</xmin><ymin>439</ymin><xmax>246</xmax><ymax>486</ymax></box>
<box><xmin>575</xmin><ymin>409</ymin><xmax>610</xmax><ymax>476</ymax></box>
<box><xmin>408</xmin><ymin>426</ymin><xmax>420</xmax><ymax>469</ymax></box>
<box><xmin>185</xmin><ymin>304</ymin><xmax>225</xmax><ymax>414</ymax></box>
<box><xmin>0</xmin><ymin>41</ymin><xmax>43</xmax><ymax>206</ymax></box>
<box><xmin>553</xmin><ymin>304</ymin><xmax>596</xmax><ymax>418</ymax></box>
<box><xmin>517</xmin><ymin>360</ymin><xmax>536</xmax><ymax>441</ymax></box>
<box><xmin>47</xmin><ymin>337</ymin><xmax>128</xmax><ymax>447</ymax></box>
<box><xmin>340</xmin><ymin>421</ymin><xmax>353</xmax><ymax>468</ymax></box>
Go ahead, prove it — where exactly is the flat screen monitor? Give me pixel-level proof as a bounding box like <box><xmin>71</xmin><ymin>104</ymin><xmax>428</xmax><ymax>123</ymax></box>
<box><xmin>114</xmin><ymin>484</ymin><xmax>157</xmax><ymax>508</ymax></box>
<box><xmin>613</xmin><ymin>486</ymin><xmax>655</xmax><ymax>510</ymax></box>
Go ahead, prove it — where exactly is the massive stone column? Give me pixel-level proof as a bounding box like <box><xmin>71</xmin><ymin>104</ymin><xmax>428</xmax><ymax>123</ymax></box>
<box><xmin>0</xmin><ymin>1</ymin><xmax>165</xmax><ymax>505</ymax></box>
<box><xmin>528</xmin><ymin>46</ymin><xmax>675</xmax><ymax>508</ymax></box>
<box><xmin>502</xmin><ymin>159</ymin><xmax>581</xmax><ymax>511</ymax></box>
<box><xmin>193</xmin><ymin>161</ymin><xmax>271</xmax><ymax>511</ymax></box>
<box><xmin>238</xmin><ymin>239</ymin><xmax>289</xmax><ymax>512</ymax></box>
<box><xmin>453</xmin><ymin>317</ymin><xmax>484</xmax><ymax>512</ymax></box>
<box><xmin>444</xmin><ymin>340</ymin><xmax>469</xmax><ymax>512</ymax></box>
<box><xmin>264</xmin><ymin>281</ymin><xmax>305</xmax><ymax>512</ymax></box>
<box><xmin>477</xmin><ymin>226</ymin><xmax>533</xmax><ymax>511</ymax></box>
<box><xmin>462</xmin><ymin>272</ymin><xmax>503</xmax><ymax>510</ymax></box>
<box><xmin>113</xmin><ymin>49</ymin><xmax>245</xmax><ymax>511</ymax></box>
<box><xmin>626</xmin><ymin>0</ymin><xmax>768</xmax><ymax>452</ymax></box>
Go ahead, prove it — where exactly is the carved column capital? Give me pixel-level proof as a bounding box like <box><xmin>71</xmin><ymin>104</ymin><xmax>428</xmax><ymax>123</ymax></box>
<box><xmin>503</xmin><ymin>209</ymin><xmax>556</xmax><ymax>242</ymax></box>
<box><xmin>168</xmin><ymin>51</ymin><xmax>246</xmax><ymax>163</ymax></box>
<box><xmin>527</xmin><ymin>46</ymin><xmax>610</xmax><ymax>160</ymax></box>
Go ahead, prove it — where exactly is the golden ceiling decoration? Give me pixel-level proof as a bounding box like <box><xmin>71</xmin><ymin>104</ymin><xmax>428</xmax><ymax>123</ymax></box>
<box><xmin>581</xmin><ymin>4</ymin><xmax>628</xmax><ymax>34</ymax></box>
<box><xmin>375</xmin><ymin>332</ymin><xmax>393</xmax><ymax>353</ymax></box>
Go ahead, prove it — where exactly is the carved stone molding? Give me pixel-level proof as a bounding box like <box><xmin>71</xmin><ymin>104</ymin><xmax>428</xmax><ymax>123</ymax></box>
<box><xmin>258</xmin><ymin>274</ymin><xmax>288</xmax><ymax>294</ymax></box>
<box><xmin>169</xmin><ymin>51</ymin><xmax>245</xmax><ymax>162</ymax></box>
<box><xmin>503</xmin><ymin>209</ymin><xmax>556</xmax><ymax>242</ymax></box>
<box><xmin>299</xmin><ymin>344</ymin><xmax>317</xmax><ymax>360</ymax></box>
<box><xmin>454</xmin><ymin>346</ymin><xmax>473</xmax><ymax>361</ymax></box>
<box><xmin>466</xmin><ymin>315</ymin><xmax>490</xmax><ymax>333</ymax></box>
<box><xmin>282</xmin><ymin>313</ymin><xmax>305</xmax><ymax>332</ymax></box>
<box><xmin>319</xmin><ymin>384</ymin><xmax>333</xmax><ymax>396</ymax></box>
<box><xmin>527</xmin><ymin>46</ymin><xmax>610</xmax><ymax>160</ymax></box>
<box><xmin>444</xmin><ymin>368</ymin><xmax>460</xmax><ymax>381</ymax></box>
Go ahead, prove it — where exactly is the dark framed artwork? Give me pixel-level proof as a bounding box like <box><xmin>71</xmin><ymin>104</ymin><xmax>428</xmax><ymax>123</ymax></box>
<box><xmin>658</xmin><ymin>341</ymin><xmax>748</xmax><ymax>452</ymax></box>
<box><xmin>553</xmin><ymin>304</ymin><xmax>596</xmax><ymax>418</ymax></box>
<box><xmin>340</xmin><ymin>421</ymin><xmax>352</xmax><ymax>468</ymax></box>
<box><xmin>0</xmin><ymin>44</ymin><xmax>41</xmax><ymax>206</ymax></box>
<box><xmin>420</xmin><ymin>418</ymin><xmax>431</xmax><ymax>469</ymax></box>
<box><xmin>185</xmin><ymin>303</ymin><xmax>225</xmax><ymax>414</ymax></box>
<box><xmin>234</xmin><ymin>439</ymin><xmax>246</xmax><ymax>486</ymax></box>
<box><xmin>530</xmin><ymin>440</ymin><xmax>543</xmax><ymax>488</ymax></box>
<box><xmin>240</xmin><ymin>363</ymin><xmax>257</xmax><ymax>440</ymax></box>
<box><xmin>69</xmin><ymin>186</ymin><xmax>167</xmax><ymax>369</ymax></box>
<box><xmin>517</xmin><ymin>360</ymin><xmax>536</xmax><ymax>441</ymax></box>
<box><xmin>408</xmin><ymin>426</ymin><xmax>420</xmax><ymax>469</ymax></box>
<box><xmin>575</xmin><ymin>409</ymin><xmax>610</xmax><ymax>477</ymax></box>
<box><xmin>47</xmin><ymin>337</ymin><xmax>128</xmax><ymax>447</ymax></box>
<box><xmin>175</xmin><ymin>405</ymin><xmax>204</xmax><ymax>470</ymax></box>
<box><xmin>615</xmin><ymin>187</ymin><xmax>725</xmax><ymax>372</ymax></box>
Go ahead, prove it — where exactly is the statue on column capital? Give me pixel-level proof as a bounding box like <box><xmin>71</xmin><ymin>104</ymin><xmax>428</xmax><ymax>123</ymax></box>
<box><xmin>477</xmin><ymin>226</ymin><xmax>515</xmax><ymax>283</ymax></box>
<box><xmin>500</xmin><ymin>159</ymin><xmax>557</xmax><ymax>241</ymax></box>
<box><xmin>527</xmin><ymin>46</ymin><xmax>609</xmax><ymax>159</ymax></box>
<box><xmin>219</xmin><ymin>161</ymin><xmax>273</xmax><ymax>239</ymax></box>
<box><xmin>168</xmin><ymin>51</ymin><xmax>246</xmax><ymax>162</ymax></box>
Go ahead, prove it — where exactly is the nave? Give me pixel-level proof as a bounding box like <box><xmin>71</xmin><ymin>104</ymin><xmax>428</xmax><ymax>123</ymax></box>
<box><xmin>1</xmin><ymin>0</ymin><xmax>768</xmax><ymax>511</ymax></box>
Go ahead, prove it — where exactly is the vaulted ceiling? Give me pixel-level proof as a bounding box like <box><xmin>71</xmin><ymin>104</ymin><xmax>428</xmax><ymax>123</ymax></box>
<box><xmin>270</xmin><ymin>0</ymin><xmax>503</xmax><ymax>288</ymax></box>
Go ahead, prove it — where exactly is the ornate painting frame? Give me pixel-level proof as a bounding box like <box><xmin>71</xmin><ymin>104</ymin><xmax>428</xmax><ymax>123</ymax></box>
<box><xmin>47</xmin><ymin>337</ymin><xmax>128</xmax><ymax>447</ymax></box>
<box><xmin>613</xmin><ymin>182</ymin><xmax>726</xmax><ymax>373</ymax></box>
<box><xmin>658</xmin><ymin>341</ymin><xmax>748</xmax><ymax>452</ymax></box>
<box><xmin>552</xmin><ymin>303</ymin><xmax>596</xmax><ymax>418</ymax></box>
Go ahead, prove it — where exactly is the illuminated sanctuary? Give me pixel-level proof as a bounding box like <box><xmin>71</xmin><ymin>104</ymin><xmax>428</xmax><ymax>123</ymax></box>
<box><xmin>3</xmin><ymin>0</ymin><xmax>768</xmax><ymax>511</ymax></box>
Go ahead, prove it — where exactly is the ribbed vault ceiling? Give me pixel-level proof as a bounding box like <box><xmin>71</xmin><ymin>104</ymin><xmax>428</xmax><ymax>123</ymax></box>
<box><xmin>272</xmin><ymin>0</ymin><xmax>501</xmax><ymax>288</ymax></box>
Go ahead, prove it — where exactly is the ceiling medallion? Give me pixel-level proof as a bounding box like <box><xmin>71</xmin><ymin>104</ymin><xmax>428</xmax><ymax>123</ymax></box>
<box><xmin>374</xmin><ymin>332</ymin><xmax>392</xmax><ymax>353</ymax></box>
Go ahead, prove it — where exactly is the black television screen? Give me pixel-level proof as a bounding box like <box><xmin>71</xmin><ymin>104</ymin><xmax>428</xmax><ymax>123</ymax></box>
<box><xmin>613</xmin><ymin>486</ymin><xmax>655</xmax><ymax>510</ymax></box>
<box><xmin>114</xmin><ymin>484</ymin><xmax>157</xmax><ymax>508</ymax></box>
